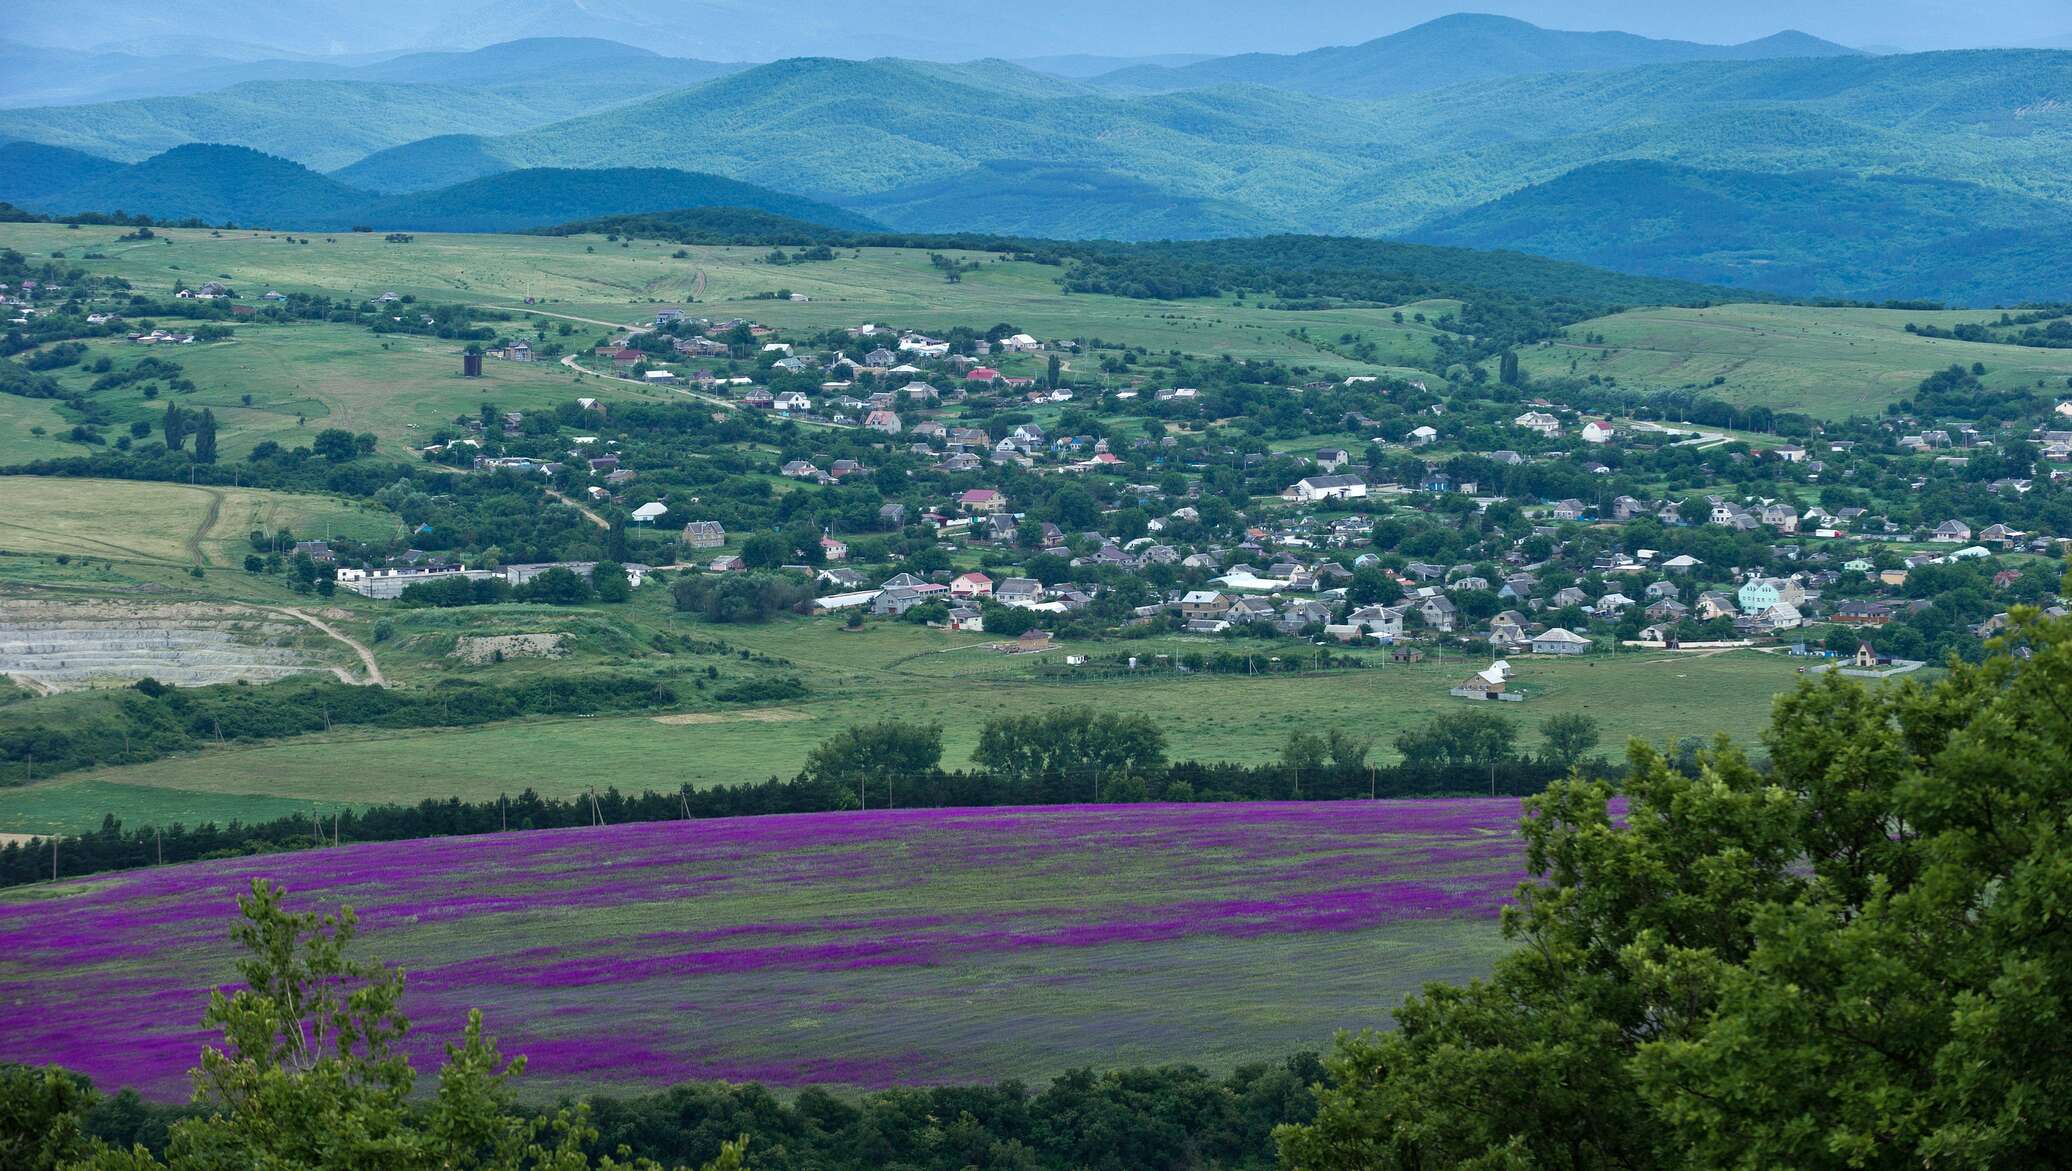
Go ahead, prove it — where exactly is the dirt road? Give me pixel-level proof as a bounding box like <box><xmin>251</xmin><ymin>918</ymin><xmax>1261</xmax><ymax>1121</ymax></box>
<box><xmin>545</xmin><ymin>489</ymin><xmax>610</xmax><ymax>530</ymax></box>
<box><xmin>267</xmin><ymin>606</ymin><xmax>385</xmax><ymax>685</ymax></box>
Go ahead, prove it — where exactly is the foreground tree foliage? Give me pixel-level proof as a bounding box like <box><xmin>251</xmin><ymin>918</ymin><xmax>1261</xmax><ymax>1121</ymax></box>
<box><xmin>36</xmin><ymin>880</ymin><xmax>746</xmax><ymax>1171</ymax></box>
<box><xmin>1279</xmin><ymin>609</ymin><xmax>2072</xmax><ymax>1170</ymax></box>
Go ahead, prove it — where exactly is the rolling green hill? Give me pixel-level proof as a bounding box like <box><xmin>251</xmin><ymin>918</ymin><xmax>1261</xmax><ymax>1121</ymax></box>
<box><xmin>39</xmin><ymin>143</ymin><xmax>369</xmax><ymax>225</ymax></box>
<box><xmin>841</xmin><ymin>160</ymin><xmax>1289</xmax><ymax>240</ymax></box>
<box><xmin>1408</xmin><ymin>160</ymin><xmax>2072</xmax><ymax>304</ymax></box>
<box><xmin>1093</xmin><ymin>14</ymin><xmax>1859</xmax><ymax>99</ymax></box>
<box><xmin>1316</xmin><ymin>50</ymin><xmax>2072</xmax><ymax>235</ymax></box>
<box><xmin>434</xmin><ymin>57</ymin><xmax>1400</xmax><ymax>225</ymax></box>
<box><xmin>328</xmin><ymin>134</ymin><xmax>516</xmax><ymax>193</ymax></box>
<box><xmin>19</xmin><ymin>145</ymin><xmax>874</xmax><ymax>233</ymax></box>
<box><xmin>353</xmin><ymin>167</ymin><xmax>879</xmax><ymax>233</ymax></box>
<box><xmin>0</xmin><ymin>141</ymin><xmax>125</xmax><ymax>203</ymax></box>
<box><xmin>8</xmin><ymin>41</ymin><xmax>2072</xmax><ymax>299</ymax></box>
<box><xmin>385</xmin><ymin>48</ymin><xmax>2072</xmax><ymax>248</ymax></box>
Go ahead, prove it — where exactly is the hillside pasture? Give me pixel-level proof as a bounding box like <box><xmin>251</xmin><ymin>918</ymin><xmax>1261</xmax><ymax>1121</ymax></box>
<box><xmin>0</xmin><ymin>224</ymin><xmax>1449</xmax><ymax>375</ymax></box>
<box><xmin>1523</xmin><ymin>303</ymin><xmax>2072</xmax><ymax>419</ymax></box>
<box><xmin>0</xmin><ymin>801</ymin><xmax>1524</xmax><ymax>1099</ymax></box>
<box><xmin>0</xmin><ymin>639</ymin><xmax>1807</xmax><ymax>835</ymax></box>
<box><xmin>0</xmin><ymin>477</ymin><xmax>395</xmax><ymax>567</ymax></box>
<box><xmin>21</xmin><ymin>321</ymin><xmax>646</xmax><ymax>461</ymax></box>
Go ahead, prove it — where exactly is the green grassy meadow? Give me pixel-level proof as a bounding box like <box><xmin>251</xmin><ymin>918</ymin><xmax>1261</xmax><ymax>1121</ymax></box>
<box><xmin>12</xmin><ymin>224</ymin><xmax>2051</xmax><ymax>425</ymax></box>
<box><xmin>3</xmin><ymin>224</ymin><xmax>1449</xmax><ymax>375</ymax></box>
<box><xmin>0</xmin><ymin>476</ymin><xmax>397</xmax><ymax>567</ymax></box>
<box><xmin>0</xmin><ymin>613</ymin><xmax>1812</xmax><ymax>834</ymax></box>
<box><xmin>1522</xmin><ymin>303</ymin><xmax>2072</xmax><ymax>419</ymax></box>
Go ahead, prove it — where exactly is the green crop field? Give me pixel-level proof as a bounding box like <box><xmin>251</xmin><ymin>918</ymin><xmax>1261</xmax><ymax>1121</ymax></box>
<box><xmin>0</xmin><ymin>612</ymin><xmax>1813</xmax><ymax>835</ymax></box>
<box><xmin>1521</xmin><ymin>303</ymin><xmax>2072</xmax><ymax>419</ymax></box>
<box><xmin>0</xmin><ymin>476</ymin><xmax>398</xmax><ymax>567</ymax></box>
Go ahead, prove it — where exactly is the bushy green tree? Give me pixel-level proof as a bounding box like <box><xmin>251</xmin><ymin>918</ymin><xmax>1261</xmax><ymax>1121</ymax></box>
<box><xmin>800</xmin><ymin>720</ymin><xmax>943</xmax><ymax>792</ymax></box>
<box><xmin>1536</xmin><ymin>712</ymin><xmax>1601</xmax><ymax>772</ymax></box>
<box><xmin>1280</xmin><ymin>609</ymin><xmax>2072</xmax><ymax>1170</ymax></box>
<box><xmin>972</xmin><ymin>707</ymin><xmax>1166</xmax><ymax>782</ymax></box>
<box><xmin>45</xmin><ymin>879</ymin><xmax>747</xmax><ymax>1170</ymax></box>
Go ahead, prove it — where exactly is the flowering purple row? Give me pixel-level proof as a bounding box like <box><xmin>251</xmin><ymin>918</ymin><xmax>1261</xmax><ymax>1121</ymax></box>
<box><xmin>0</xmin><ymin>800</ymin><xmax>1528</xmax><ymax>1098</ymax></box>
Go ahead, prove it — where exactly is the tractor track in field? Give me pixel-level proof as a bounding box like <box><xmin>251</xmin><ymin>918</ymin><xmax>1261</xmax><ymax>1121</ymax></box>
<box><xmin>186</xmin><ymin>488</ymin><xmax>224</xmax><ymax>566</ymax></box>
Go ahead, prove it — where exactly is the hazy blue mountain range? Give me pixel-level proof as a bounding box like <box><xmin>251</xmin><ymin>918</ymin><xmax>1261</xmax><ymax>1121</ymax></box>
<box><xmin>0</xmin><ymin>76</ymin><xmax>713</xmax><ymax>172</ymax></box>
<box><xmin>4</xmin><ymin>18</ymin><xmax>2071</xmax><ymax>303</ymax></box>
<box><xmin>1407</xmin><ymin>160</ymin><xmax>2072</xmax><ymax>303</ymax></box>
<box><xmin>0</xmin><ymin>143</ymin><xmax>874</xmax><ymax>233</ymax></box>
<box><xmin>1007</xmin><ymin>53</ymin><xmax>1218</xmax><ymax>79</ymax></box>
<box><xmin>1091</xmin><ymin>13</ymin><xmax>1859</xmax><ymax>98</ymax></box>
<box><xmin>0</xmin><ymin>36</ymin><xmax>741</xmax><ymax>110</ymax></box>
<box><xmin>14</xmin><ymin>0</ymin><xmax>2066</xmax><ymax>60</ymax></box>
<box><xmin>305</xmin><ymin>49</ymin><xmax>2072</xmax><ymax>238</ymax></box>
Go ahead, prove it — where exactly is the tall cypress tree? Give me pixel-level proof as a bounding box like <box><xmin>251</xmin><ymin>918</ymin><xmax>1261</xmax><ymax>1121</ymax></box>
<box><xmin>192</xmin><ymin>408</ymin><xmax>218</xmax><ymax>464</ymax></box>
<box><xmin>161</xmin><ymin>402</ymin><xmax>186</xmax><ymax>451</ymax></box>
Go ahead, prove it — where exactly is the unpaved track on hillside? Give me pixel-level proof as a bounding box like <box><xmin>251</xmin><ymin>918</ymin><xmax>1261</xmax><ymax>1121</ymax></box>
<box><xmin>187</xmin><ymin>488</ymin><xmax>225</xmax><ymax>566</ymax></box>
<box><xmin>482</xmin><ymin>307</ymin><xmax>647</xmax><ymax>332</ymax></box>
<box><xmin>545</xmin><ymin>489</ymin><xmax>610</xmax><ymax>529</ymax></box>
<box><xmin>264</xmin><ymin>607</ymin><xmax>384</xmax><ymax>685</ymax></box>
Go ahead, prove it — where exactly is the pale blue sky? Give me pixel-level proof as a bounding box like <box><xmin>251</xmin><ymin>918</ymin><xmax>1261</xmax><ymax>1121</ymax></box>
<box><xmin>13</xmin><ymin>1</ymin><xmax>2067</xmax><ymax>59</ymax></box>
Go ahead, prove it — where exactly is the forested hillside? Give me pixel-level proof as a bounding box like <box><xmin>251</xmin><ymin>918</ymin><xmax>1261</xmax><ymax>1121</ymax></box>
<box><xmin>3</xmin><ymin>34</ymin><xmax>2070</xmax><ymax>298</ymax></box>
<box><xmin>12</xmin><ymin>145</ymin><xmax>873</xmax><ymax>232</ymax></box>
<box><xmin>1409</xmin><ymin>160</ymin><xmax>2072</xmax><ymax>303</ymax></box>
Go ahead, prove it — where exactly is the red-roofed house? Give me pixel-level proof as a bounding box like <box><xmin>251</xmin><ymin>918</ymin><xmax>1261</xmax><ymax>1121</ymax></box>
<box><xmin>950</xmin><ymin>572</ymin><xmax>994</xmax><ymax>600</ymax></box>
<box><xmin>966</xmin><ymin>367</ymin><xmax>1001</xmax><ymax>383</ymax></box>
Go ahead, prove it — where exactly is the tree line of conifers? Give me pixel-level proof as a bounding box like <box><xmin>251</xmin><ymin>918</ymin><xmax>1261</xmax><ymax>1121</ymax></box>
<box><xmin>0</xmin><ymin>705</ymin><xmax>1590</xmax><ymax>888</ymax></box>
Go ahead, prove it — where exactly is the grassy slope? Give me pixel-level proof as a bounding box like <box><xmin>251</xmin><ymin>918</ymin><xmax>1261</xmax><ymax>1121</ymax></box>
<box><xmin>0</xmin><ymin>477</ymin><xmax>396</xmax><ymax>567</ymax></box>
<box><xmin>0</xmin><ymin>606</ymin><xmax>1813</xmax><ymax>834</ymax></box>
<box><xmin>0</xmin><ymin>223</ymin><xmax>1452</xmax><ymax>376</ymax></box>
<box><xmin>1522</xmin><ymin>302</ymin><xmax>2072</xmax><ymax>419</ymax></box>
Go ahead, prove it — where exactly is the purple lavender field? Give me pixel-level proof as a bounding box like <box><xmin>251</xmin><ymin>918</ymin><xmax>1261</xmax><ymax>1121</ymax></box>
<box><xmin>0</xmin><ymin>801</ymin><xmax>1526</xmax><ymax>1099</ymax></box>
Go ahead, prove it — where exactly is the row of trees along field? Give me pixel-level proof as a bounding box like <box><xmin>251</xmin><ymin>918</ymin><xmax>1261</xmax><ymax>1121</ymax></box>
<box><xmin>0</xmin><ymin>706</ymin><xmax>1593</xmax><ymax>888</ymax></box>
<box><xmin>7</xmin><ymin>606</ymin><xmax>2070</xmax><ymax>1168</ymax></box>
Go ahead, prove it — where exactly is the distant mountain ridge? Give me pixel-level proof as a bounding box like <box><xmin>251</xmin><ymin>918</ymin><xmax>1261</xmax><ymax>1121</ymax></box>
<box><xmin>1406</xmin><ymin>159</ymin><xmax>2072</xmax><ymax>304</ymax></box>
<box><xmin>1</xmin><ymin>143</ymin><xmax>875</xmax><ymax>233</ymax></box>
<box><xmin>4</xmin><ymin>21</ymin><xmax>2071</xmax><ymax>303</ymax></box>
<box><xmin>1091</xmin><ymin>13</ymin><xmax>1860</xmax><ymax>99</ymax></box>
<box><xmin>0</xmin><ymin>36</ymin><xmax>743</xmax><ymax>109</ymax></box>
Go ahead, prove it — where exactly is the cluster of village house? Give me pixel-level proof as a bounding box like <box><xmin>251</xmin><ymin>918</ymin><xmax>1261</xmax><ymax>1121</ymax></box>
<box><xmin>317</xmin><ymin>309</ymin><xmax>2062</xmax><ymax>677</ymax></box>
<box><xmin>578</xmin><ymin>314</ymin><xmax>1078</xmax><ymax>436</ymax></box>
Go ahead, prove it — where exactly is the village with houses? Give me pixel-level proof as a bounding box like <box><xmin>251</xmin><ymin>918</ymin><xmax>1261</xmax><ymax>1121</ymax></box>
<box><xmin>252</xmin><ymin>291</ymin><xmax>2072</xmax><ymax>707</ymax></box>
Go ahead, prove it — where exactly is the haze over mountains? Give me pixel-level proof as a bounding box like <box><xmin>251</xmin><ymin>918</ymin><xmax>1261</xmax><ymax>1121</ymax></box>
<box><xmin>4</xmin><ymin>13</ymin><xmax>2071</xmax><ymax>303</ymax></box>
<box><xmin>1088</xmin><ymin>14</ymin><xmax>1859</xmax><ymax>98</ymax></box>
